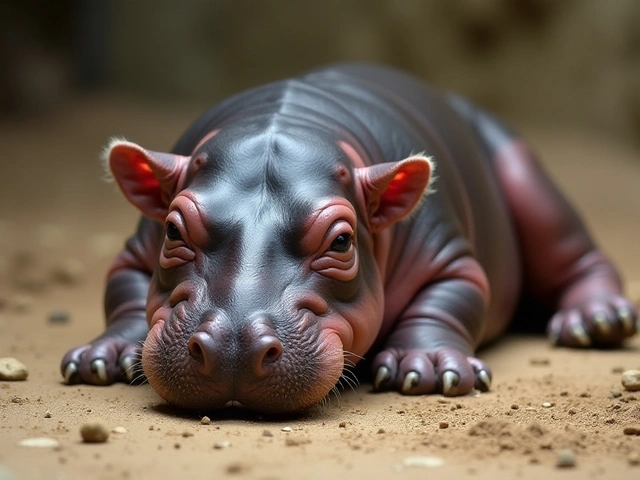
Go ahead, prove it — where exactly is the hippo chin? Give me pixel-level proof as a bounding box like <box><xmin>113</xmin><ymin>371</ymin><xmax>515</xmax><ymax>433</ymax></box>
<box><xmin>61</xmin><ymin>63</ymin><xmax>638</xmax><ymax>414</ymax></box>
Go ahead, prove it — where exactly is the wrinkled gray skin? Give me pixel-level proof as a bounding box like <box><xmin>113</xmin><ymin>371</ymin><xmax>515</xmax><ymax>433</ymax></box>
<box><xmin>61</xmin><ymin>64</ymin><xmax>638</xmax><ymax>414</ymax></box>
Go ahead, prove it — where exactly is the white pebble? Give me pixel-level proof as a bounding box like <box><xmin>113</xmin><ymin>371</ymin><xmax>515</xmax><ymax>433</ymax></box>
<box><xmin>542</xmin><ymin>402</ymin><xmax>554</xmax><ymax>408</ymax></box>
<box><xmin>621</xmin><ymin>370</ymin><xmax>640</xmax><ymax>392</ymax></box>
<box><xmin>112</xmin><ymin>426</ymin><xmax>127</xmax><ymax>434</ymax></box>
<box><xmin>403</xmin><ymin>456</ymin><xmax>445</xmax><ymax>468</ymax></box>
<box><xmin>281</xmin><ymin>427</ymin><xmax>292</xmax><ymax>432</ymax></box>
<box><xmin>18</xmin><ymin>437</ymin><xmax>60</xmax><ymax>448</ymax></box>
<box><xmin>0</xmin><ymin>357</ymin><xmax>29</xmax><ymax>381</ymax></box>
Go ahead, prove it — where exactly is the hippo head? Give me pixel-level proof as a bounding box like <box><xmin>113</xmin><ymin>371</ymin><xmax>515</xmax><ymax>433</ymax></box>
<box><xmin>106</xmin><ymin>122</ymin><xmax>432</xmax><ymax>414</ymax></box>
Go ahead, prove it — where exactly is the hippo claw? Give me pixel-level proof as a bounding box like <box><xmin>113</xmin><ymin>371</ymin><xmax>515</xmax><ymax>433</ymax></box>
<box><xmin>374</xmin><ymin>366</ymin><xmax>391</xmax><ymax>390</ymax></box>
<box><xmin>63</xmin><ymin>362</ymin><xmax>79</xmax><ymax>385</ymax></box>
<box><xmin>91</xmin><ymin>359</ymin><xmax>108</xmax><ymax>383</ymax></box>
<box><xmin>402</xmin><ymin>371</ymin><xmax>420</xmax><ymax>393</ymax></box>
<box><xmin>441</xmin><ymin>371</ymin><xmax>460</xmax><ymax>396</ymax></box>
<box><xmin>475</xmin><ymin>369</ymin><xmax>491</xmax><ymax>392</ymax></box>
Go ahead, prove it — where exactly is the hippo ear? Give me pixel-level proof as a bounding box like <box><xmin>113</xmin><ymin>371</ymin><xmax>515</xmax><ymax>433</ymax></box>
<box><xmin>104</xmin><ymin>139</ymin><xmax>190</xmax><ymax>222</ymax></box>
<box><xmin>356</xmin><ymin>156</ymin><xmax>434</xmax><ymax>233</ymax></box>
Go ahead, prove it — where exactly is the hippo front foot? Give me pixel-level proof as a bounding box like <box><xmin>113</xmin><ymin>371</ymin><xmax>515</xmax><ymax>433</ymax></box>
<box><xmin>61</xmin><ymin>336</ymin><xmax>145</xmax><ymax>386</ymax></box>
<box><xmin>371</xmin><ymin>347</ymin><xmax>491</xmax><ymax>397</ymax></box>
<box><xmin>547</xmin><ymin>295</ymin><xmax>638</xmax><ymax>348</ymax></box>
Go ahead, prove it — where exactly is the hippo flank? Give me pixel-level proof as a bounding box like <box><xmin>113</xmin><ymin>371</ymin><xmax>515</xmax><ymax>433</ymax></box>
<box><xmin>61</xmin><ymin>64</ymin><xmax>638</xmax><ymax>414</ymax></box>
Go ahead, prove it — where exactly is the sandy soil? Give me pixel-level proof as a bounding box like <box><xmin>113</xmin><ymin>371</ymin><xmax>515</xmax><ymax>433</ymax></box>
<box><xmin>0</xmin><ymin>96</ymin><xmax>639</xmax><ymax>480</ymax></box>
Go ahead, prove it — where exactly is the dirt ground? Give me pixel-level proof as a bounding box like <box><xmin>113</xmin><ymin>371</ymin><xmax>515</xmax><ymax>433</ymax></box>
<box><xmin>1</xmin><ymin>96</ymin><xmax>639</xmax><ymax>480</ymax></box>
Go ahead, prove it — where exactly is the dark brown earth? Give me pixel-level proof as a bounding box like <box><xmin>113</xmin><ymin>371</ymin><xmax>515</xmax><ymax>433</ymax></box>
<box><xmin>1</xmin><ymin>97</ymin><xmax>639</xmax><ymax>479</ymax></box>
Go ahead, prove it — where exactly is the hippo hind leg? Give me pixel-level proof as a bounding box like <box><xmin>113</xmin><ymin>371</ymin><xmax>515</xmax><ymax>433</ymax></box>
<box><xmin>454</xmin><ymin>97</ymin><xmax>638</xmax><ymax>347</ymax></box>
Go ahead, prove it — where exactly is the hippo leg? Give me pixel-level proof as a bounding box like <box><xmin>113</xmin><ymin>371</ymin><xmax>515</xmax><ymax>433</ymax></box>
<box><xmin>494</xmin><ymin>141</ymin><xmax>638</xmax><ymax>347</ymax></box>
<box><xmin>372</xmin><ymin>256</ymin><xmax>492</xmax><ymax>396</ymax></box>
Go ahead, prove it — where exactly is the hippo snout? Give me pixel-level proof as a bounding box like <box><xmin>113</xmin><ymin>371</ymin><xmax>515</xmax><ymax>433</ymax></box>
<box><xmin>187</xmin><ymin>318</ymin><xmax>284</xmax><ymax>379</ymax></box>
<box><xmin>141</xmin><ymin>309</ymin><xmax>346</xmax><ymax>413</ymax></box>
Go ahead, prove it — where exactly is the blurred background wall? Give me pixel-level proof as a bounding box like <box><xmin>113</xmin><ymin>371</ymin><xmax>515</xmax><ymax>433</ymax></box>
<box><xmin>2</xmin><ymin>0</ymin><xmax>640</xmax><ymax>144</ymax></box>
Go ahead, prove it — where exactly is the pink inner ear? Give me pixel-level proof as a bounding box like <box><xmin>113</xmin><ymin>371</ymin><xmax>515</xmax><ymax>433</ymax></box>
<box><xmin>360</xmin><ymin>157</ymin><xmax>433</xmax><ymax>232</ymax></box>
<box><xmin>108</xmin><ymin>141</ymin><xmax>190</xmax><ymax>222</ymax></box>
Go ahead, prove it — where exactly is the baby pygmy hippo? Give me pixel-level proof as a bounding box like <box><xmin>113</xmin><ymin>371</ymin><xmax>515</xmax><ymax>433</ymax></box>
<box><xmin>61</xmin><ymin>64</ymin><xmax>638</xmax><ymax>414</ymax></box>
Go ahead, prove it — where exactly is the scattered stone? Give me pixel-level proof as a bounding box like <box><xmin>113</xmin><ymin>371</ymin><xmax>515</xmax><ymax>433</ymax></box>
<box><xmin>529</xmin><ymin>357</ymin><xmax>550</xmax><ymax>366</ymax></box>
<box><xmin>11</xmin><ymin>395</ymin><xmax>26</xmax><ymax>404</ymax></box>
<box><xmin>13</xmin><ymin>294</ymin><xmax>33</xmax><ymax>313</ymax></box>
<box><xmin>112</xmin><ymin>426</ymin><xmax>127</xmax><ymax>434</ymax></box>
<box><xmin>377</xmin><ymin>428</ymin><xmax>385</xmax><ymax>434</ymax></box>
<box><xmin>80</xmin><ymin>419</ymin><xmax>110</xmax><ymax>443</ymax></box>
<box><xmin>262</xmin><ymin>429</ymin><xmax>273</xmax><ymax>437</ymax></box>
<box><xmin>612</xmin><ymin>366</ymin><xmax>625</xmax><ymax>374</ymax></box>
<box><xmin>403</xmin><ymin>456</ymin><xmax>445</xmax><ymax>468</ymax></box>
<box><xmin>284</xmin><ymin>436</ymin><xmax>310</xmax><ymax>446</ymax></box>
<box><xmin>0</xmin><ymin>357</ymin><xmax>29</xmax><ymax>381</ymax></box>
<box><xmin>439</xmin><ymin>421</ymin><xmax>449</xmax><ymax>429</ymax></box>
<box><xmin>18</xmin><ymin>437</ymin><xmax>60</xmax><ymax>448</ymax></box>
<box><xmin>51</xmin><ymin>259</ymin><xmax>85</xmax><ymax>285</ymax></box>
<box><xmin>511</xmin><ymin>404</ymin><xmax>519</xmax><ymax>410</ymax></box>
<box><xmin>629</xmin><ymin>452</ymin><xmax>640</xmax><ymax>466</ymax></box>
<box><xmin>542</xmin><ymin>402</ymin><xmax>554</xmax><ymax>408</ymax></box>
<box><xmin>623</xmin><ymin>427</ymin><xmax>640</xmax><ymax>436</ymax></box>
<box><xmin>213</xmin><ymin>441</ymin><xmax>231</xmax><ymax>449</ymax></box>
<box><xmin>556</xmin><ymin>449</ymin><xmax>576</xmax><ymax>468</ymax></box>
<box><xmin>200</xmin><ymin>416</ymin><xmax>211</xmax><ymax>425</ymax></box>
<box><xmin>281</xmin><ymin>426</ymin><xmax>292</xmax><ymax>432</ymax></box>
<box><xmin>339</xmin><ymin>421</ymin><xmax>347</xmax><ymax>428</ymax></box>
<box><xmin>610</xmin><ymin>389</ymin><xmax>622</xmax><ymax>399</ymax></box>
<box><xmin>48</xmin><ymin>310</ymin><xmax>70</xmax><ymax>324</ymax></box>
<box><xmin>181</xmin><ymin>431</ymin><xmax>193</xmax><ymax>438</ymax></box>
<box><xmin>621</xmin><ymin>370</ymin><xmax>640</xmax><ymax>392</ymax></box>
<box><xmin>44</xmin><ymin>410</ymin><xmax>52</xmax><ymax>418</ymax></box>
<box><xmin>226</xmin><ymin>462</ymin><xmax>249</xmax><ymax>474</ymax></box>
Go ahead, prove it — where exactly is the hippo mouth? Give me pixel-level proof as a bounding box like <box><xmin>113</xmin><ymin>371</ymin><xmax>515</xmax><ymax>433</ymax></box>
<box><xmin>141</xmin><ymin>318</ymin><xmax>345</xmax><ymax>414</ymax></box>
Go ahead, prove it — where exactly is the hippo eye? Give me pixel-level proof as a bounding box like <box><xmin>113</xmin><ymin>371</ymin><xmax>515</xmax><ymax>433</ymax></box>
<box><xmin>329</xmin><ymin>234</ymin><xmax>352</xmax><ymax>253</ymax></box>
<box><xmin>166</xmin><ymin>222</ymin><xmax>183</xmax><ymax>242</ymax></box>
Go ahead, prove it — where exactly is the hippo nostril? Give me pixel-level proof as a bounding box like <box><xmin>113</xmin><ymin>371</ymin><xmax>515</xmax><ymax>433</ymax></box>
<box><xmin>264</xmin><ymin>345</ymin><xmax>281</xmax><ymax>363</ymax></box>
<box><xmin>188</xmin><ymin>336</ymin><xmax>205</xmax><ymax>363</ymax></box>
<box><xmin>187</xmin><ymin>331</ymin><xmax>216</xmax><ymax>375</ymax></box>
<box><xmin>252</xmin><ymin>336</ymin><xmax>283</xmax><ymax>375</ymax></box>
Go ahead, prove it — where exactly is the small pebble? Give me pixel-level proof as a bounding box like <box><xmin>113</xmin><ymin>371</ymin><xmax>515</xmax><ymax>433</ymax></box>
<box><xmin>13</xmin><ymin>295</ymin><xmax>33</xmax><ymax>313</ymax></box>
<box><xmin>623</xmin><ymin>427</ymin><xmax>640</xmax><ymax>436</ymax></box>
<box><xmin>529</xmin><ymin>357</ymin><xmax>550</xmax><ymax>366</ymax></box>
<box><xmin>612</xmin><ymin>366</ymin><xmax>625</xmax><ymax>374</ymax></box>
<box><xmin>556</xmin><ymin>449</ymin><xmax>576</xmax><ymax>468</ymax></box>
<box><xmin>262</xmin><ymin>429</ymin><xmax>273</xmax><ymax>437</ymax></box>
<box><xmin>542</xmin><ymin>402</ymin><xmax>554</xmax><ymax>408</ymax></box>
<box><xmin>610</xmin><ymin>389</ymin><xmax>622</xmax><ymax>399</ymax></box>
<box><xmin>439</xmin><ymin>421</ymin><xmax>449</xmax><ymax>429</ymax></box>
<box><xmin>80</xmin><ymin>419</ymin><xmax>110</xmax><ymax>443</ymax></box>
<box><xmin>403</xmin><ymin>456</ymin><xmax>445</xmax><ymax>468</ymax></box>
<box><xmin>181</xmin><ymin>431</ymin><xmax>193</xmax><ymax>438</ymax></box>
<box><xmin>0</xmin><ymin>357</ymin><xmax>29</xmax><ymax>381</ymax></box>
<box><xmin>629</xmin><ymin>452</ymin><xmax>640</xmax><ymax>466</ymax></box>
<box><xmin>281</xmin><ymin>426</ymin><xmax>292</xmax><ymax>432</ymax></box>
<box><xmin>213</xmin><ymin>441</ymin><xmax>231</xmax><ymax>449</ymax></box>
<box><xmin>377</xmin><ymin>428</ymin><xmax>385</xmax><ymax>434</ymax></box>
<box><xmin>18</xmin><ymin>437</ymin><xmax>60</xmax><ymax>448</ymax></box>
<box><xmin>112</xmin><ymin>426</ymin><xmax>127</xmax><ymax>434</ymax></box>
<box><xmin>511</xmin><ymin>404</ymin><xmax>519</xmax><ymax>410</ymax></box>
<box><xmin>44</xmin><ymin>410</ymin><xmax>52</xmax><ymax>418</ymax></box>
<box><xmin>621</xmin><ymin>370</ymin><xmax>640</xmax><ymax>392</ymax></box>
<box><xmin>51</xmin><ymin>259</ymin><xmax>85</xmax><ymax>285</ymax></box>
<box><xmin>226</xmin><ymin>462</ymin><xmax>249</xmax><ymax>474</ymax></box>
<box><xmin>339</xmin><ymin>421</ymin><xmax>346</xmax><ymax>428</ymax></box>
<box><xmin>48</xmin><ymin>310</ymin><xmax>71</xmax><ymax>324</ymax></box>
<box><xmin>200</xmin><ymin>416</ymin><xmax>211</xmax><ymax>425</ymax></box>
